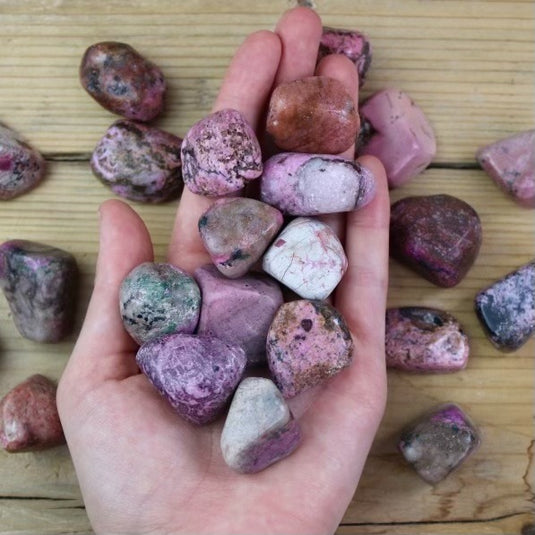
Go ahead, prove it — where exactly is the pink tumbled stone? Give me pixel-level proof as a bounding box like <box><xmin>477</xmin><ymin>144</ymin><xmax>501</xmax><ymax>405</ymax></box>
<box><xmin>385</xmin><ymin>307</ymin><xmax>469</xmax><ymax>372</ymax></box>
<box><xmin>476</xmin><ymin>130</ymin><xmax>535</xmax><ymax>208</ymax></box>
<box><xmin>357</xmin><ymin>89</ymin><xmax>436</xmax><ymax>189</ymax></box>
<box><xmin>266</xmin><ymin>300</ymin><xmax>353</xmax><ymax>398</ymax></box>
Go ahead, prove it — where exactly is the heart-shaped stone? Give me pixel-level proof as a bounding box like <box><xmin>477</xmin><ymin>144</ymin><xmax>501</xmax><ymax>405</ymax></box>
<box><xmin>390</xmin><ymin>194</ymin><xmax>482</xmax><ymax>287</ymax></box>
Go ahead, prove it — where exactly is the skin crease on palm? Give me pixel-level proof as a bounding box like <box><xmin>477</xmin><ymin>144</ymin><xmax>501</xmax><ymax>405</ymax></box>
<box><xmin>56</xmin><ymin>7</ymin><xmax>390</xmax><ymax>535</ymax></box>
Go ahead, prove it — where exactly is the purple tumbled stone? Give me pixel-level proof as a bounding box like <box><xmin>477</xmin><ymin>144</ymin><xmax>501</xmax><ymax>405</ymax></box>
<box><xmin>198</xmin><ymin>198</ymin><xmax>283</xmax><ymax>278</ymax></box>
<box><xmin>80</xmin><ymin>41</ymin><xmax>165</xmax><ymax>121</ymax></box>
<box><xmin>181</xmin><ymin>109</ymin><xmax>263</xmax><ymax>196</ymax></box>
<box><xmin>398</xmin><ymin>403</ymin><xmax>481</xmax><ymax>485</ymax></box>
<box><xmin>475</xmin><ymin>260</ymin><xmax>535</xmax><ymax>351</ymax></box>
<box><xmin>317</xmin><ymin>27</ymin><xmax>372</xmax><ymax>87</ymax></box>
<box><xmin>0</xmin><ymin>240</ymin><xmax>78</xmax><ymax>342</ymax></box>
<box><xmin>266</xmin><ymin>300</ymin><xmax>353</xmax><ymax>399</ymax></box>
<box><xmin>195</xmin><ymin>265</ymin><xmax>283</xmax><ymax>367</ymax></box>
<box><xmin>357</xmin><ymin>89</ymin><xmax>436</xmax><ymax>189</ymax></box>
<box><xmin>0</xmin><ymin>124</ymin><xmax>45</xmax><ymax>200</ymax></box>
<box><xmin>136</xmin><ymin>333</ymin><xmax>246</xmax><ymax>425</ymax></box>
<box><xmin>476</xmin><ymin>130</ymin><xmax>535</xmax><ymax>208</ymax></box>
<box><xmin>120</xmin><ymin>262</ymin><xmax>200</xmax><ymax>345</ymax></box>
<box><xmin>385</xmin><ymin>307</ymin><xmax>469</xmax><ymax>372</ymax></box>
<box><xmin>91</xmin><ymin>120</ymin><xmax>182</xmax><ymax>203</ymax></box>
<box><xmin>260</xmin><ymin>152</ymin><xmax>375</xmax><ymax>216</ymax></box>
<box><xmin>220</xmin><ymin>377</ymin><xmax>301</xmax><ymax>473</ymax></box>
<box><xmin>390</xmin><ymin>194</ymin><xmax>482</xmax><ymax>287</ymax></box>
<box><xmin>263</xmin><ymin>217</ymin><xmax>347</xmax><ymax>300</ymax></box>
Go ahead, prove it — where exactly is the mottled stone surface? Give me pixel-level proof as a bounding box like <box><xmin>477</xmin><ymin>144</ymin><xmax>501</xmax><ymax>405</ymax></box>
<box><xmin>91</xmin><ymin>120</ymin><xmax>182</xmax><ymax>203</ymax></box>
<box><xmin>136</xmin><ymin>334</ymin><xmax>246</xmax><ymax>425</ymax></box>
<box><xmin>195</xmin><ymin>265</ymin><xmax>283</xmax><ymax>366</ymax></box>
<box><xmin>263</xmin><ymin>217</ymin><xmax>347</xmax><ymax>300</ymax></box>
<box><xmin>181</xmin><ymin>109</ymin><xmax>262</xmax><ymax>196</ymax></box>
<box><xmin>476</xmin><ymin>130</ymin><xmax>535</xmax><ymax>208</ymax></box>
<box><xmin>0</xmin><ymin>240</ymin><xmax>78</xmax><ymax>342</ymax></box>
<box><xmin>386</xmin><ymin>307</ymin><xmax>469</xmax><ymax>372</ymax></box>
<box><xmin>0</xmin><ymin>124</ymin><xmax>45</xmax><ymax>200</ymax></box>
<box><xmin>80</xmin><ymin>41</ymin><xmax>165</xmax><ymax>121</ymax></box>
<box><xmin>198</xmin><ymin>198</ymin><xmax>283</xmax><ymax>278</ymax></box>
<box><xmin>398</xmin><ymin>403</ymin><xmax>480</xmax><ymax>484</ymax></box>
<box><xmin>390</xmin><ymin>194</ymin><xmax>482</xmax><ymax>287</ymax></box>
<box><xmin>0</xmin><ymin>375</ymin><xmax>64</xmax><ymax>452</ymax></box>
<box><xmin>475</xmin><ymin>260</ymin><xmax>535</xmax><ymax>351</ymax></box>
<box><xmin>260</xmin><ymin>152</ymin><xmax>375</xmax><ymax>215</ymax></box>
<box><xmin>266</xmin><ymin>76</ymin><xmax>359</xmax><ymax>154</ymax></box>
<box><xmin>120</xmin><ymin>262</ymin><xmax>200</xmax><ymax>345</ymax></box>
<box><xmin>357</xmin><ymin>89</ymin><xmax>436</xmax><ymax>189</ymax></box>
<box><xmin>317</xmin><ymin>27</ymin><xmax>372</xmax><ymax>87</ymax></box>
<box><xmin>221</xmin><ymin>377</ymin><xmax>301</xmax><ymax>473</ymax></box>
<box><xmin>266</xmin><ymin>299</ymin><xmax>353</xmax><ymax>398</ymax></box>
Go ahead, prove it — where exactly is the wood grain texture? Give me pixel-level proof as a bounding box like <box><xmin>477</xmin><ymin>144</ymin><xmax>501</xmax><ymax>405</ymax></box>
<box><xmin>0</xmin><ymin>1</ymin><xmax>534</xmax><ymax>534</ymax></box>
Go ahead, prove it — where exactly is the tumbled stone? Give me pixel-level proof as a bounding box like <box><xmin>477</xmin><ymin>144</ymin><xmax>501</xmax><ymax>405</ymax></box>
<box><xmin>195</xmin><ymin>265</ymin><xmax>283</xmax><ymax>366</ymax></box>
<box><xmin>263</xmin><ymin>217</ymin><xmax>347</xmax><ymax>300</ymax></box>
<box><xmin>266</xmin><ymin>299</ymin><xmax>353</xmax><ymax>398</ymax></box>
<box><xmin>357</xmin><ymin>89</ymin><xmax>436</xmax><ymax>189</ymax></box>
<box><xmin>0</xmin><ymin>124</ymin><xmax>45</xmax><ymax>200</ymax></box>
<box><xmin>181</xmin><ymin>109</ymin><xmax>262</xmax><ymax>196</ymax></box>
<box><xmin>386</xmin><ymin>307</ymin><xmax>469</xmax><ymax>372</ymax></box>
<box><xmin>266</xmin><ymin>76</ymin><xmax>359</xmax><ymax>154</ymax></box>
<box><xmin>120</xmin><ymin>262</ymin><xmax>201</xmax><ymax>345</ymax></box>
<box><xmin>260</xmin><ymin>152</ymin><xmax>375</xmax><ymax>215</ymax></box>
<box><xmin>91</xmin><ymin>120</ymin><xmax>182</xmax><ymax>203</ymax></box>
<box><xmin>317</xmin><ymin>27</ymin><xmax>372</xmax><ymax>87</ymax></box>
<box><xmin>221</xmin><ymin>377</ymin><xmax>301</xmax><ymax>473</ymax></box>
<box><xmin>0</xmin><ymin>240</ymin><xmax>77</xmax><ymax>342</ymax></box>
<box><xmin>136</xmin><ymin>333</ymin><xmax>246</xmax><ymax>425</ymax></box>
<box><xmin>80</xmin><ymin>41</ymin><xmax>165</xmax><ymax>121</ymax></box>
<box><xmin>390</xmin><ymin>194</ymin><xmax>482</xmax><ymax>287</ymax></box>
<box><xmin>475</xmin><ymin>260</ymin><xmax>535</xmax><ymax>351</ymax></box>
<box><xmin>476</xmin><ymin>130</ymin><xmax>535</xmax><ymax>208</ymax></box>
<box><xmin>198</xmin><ymin>198</ymin><xmax>283</xmax><ymax>278</ymax></box>
<box><xmin>398</xmin><ymin>403</ymin><xmax>480</xmax><ymax>484</ymax></box>
<box><xmin>0</xmin><ymin>375</ymin><xmax>64</xmax><ymax>452</ymax></box>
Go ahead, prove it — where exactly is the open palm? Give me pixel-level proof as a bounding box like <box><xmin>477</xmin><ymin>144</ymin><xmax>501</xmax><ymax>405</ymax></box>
<box><xmin>57</xmin><ymin>7</ymin><xmax>390</xmax><ymax>534</ymax></box>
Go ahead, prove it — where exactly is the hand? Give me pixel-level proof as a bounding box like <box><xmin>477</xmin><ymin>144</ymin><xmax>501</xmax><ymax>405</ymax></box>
<box><xmin>57</xmin><ymin>7</ymin><xmax>389</xmax><ymax>534</ymax></box>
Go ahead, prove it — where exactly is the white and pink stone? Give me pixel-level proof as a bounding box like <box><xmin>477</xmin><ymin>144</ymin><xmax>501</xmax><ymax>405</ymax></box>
<box><xmin>194</xmin><ymin>265</ymin><xmax>283</xmax><ymax>366</ymax></box>
<box><xmin>260</xmin><ymin>153</ymin><xmax>375</xmax><ymax>216</ymax></box>
<box><xmin>220</xmin><ymin>377</ymin><xmax>301</xmax><ymax>473</ymax></box>
<box><xmin>262</xmin><ymin>217</ymin><xmax>347</xmax><ymax>300</ymax></box>
<box><xmin>266</xmin><ymin>299</ymin><xmax>353</xmax><ymax>398</ymax></box>
<box><xmin>198</xmin><ymin>198</ymin><xmax>283</xmax><ymax>278</ymax></box>
<box><xmin>357</xmin><ymin>89</ymin><xmax>436</xmax><ymax>189</ymax></box>
<box><xmin>476</xmin><ymin>129</ymin><xmax>535</xmax><ymax>208</ymax></box>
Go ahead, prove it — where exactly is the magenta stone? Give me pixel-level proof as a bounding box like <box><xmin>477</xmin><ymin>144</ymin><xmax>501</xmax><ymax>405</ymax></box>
<box><xmin>80</xmin><ymin>41</ymin><xmax>165</xmax><ymax>121</ymax></box>
<box><xmin>398</xmin><ymin>403</ymin><xmax>481</xmax><ymax>484</ymax></box>
<box><xmin>390</xmin><ymin>194</ymin><xmax>482</xmax><ymax>287</ymax></box>
<box><xmin>0</xmin><ymin>240</ymin><xmax>78</xmax><ymax>342</ymax></box>
<box><xmin>195</xmin><ymin>265</ymin><xmax>283</xmax><ymax>366</ymax></box>
<box><xmin>357</xmin><ymin>89</ymin><xmax>436</xmax><ymax>189</ymax></box>
<box><xmin>260</xmin><ymin>152</ymin><xmax>375</xmax><ymax>216</ymax></box>
<box><xmin>198</xmin><ymin>198</ymin><xmax>283</xmax><ymax>278</ymax></box>
<box><xmin>136</xmin><ymin>333</ymin><xmax>246</xmax><ymax>425</ymax></box>
<box><xmin>266</xmin><ymin>300</ymin><xmax>353</xmax><ymax>398</ymax></box>
<box><xmin>385</xmin><ymin>307</ymin><xmax>469</xmax><ymax>372</ymax></box>
<box><xmin>91</xmin><ymin>120</ymin><xmax>182</xmax><ymax>203</ymax></box>
<box><xmin>181</xmin><ymin>109</ymin><xmax>262</xmax><ymax>196</ymax></box>
<box><xmin>317</xmin><ymin>27</ymin><xmax>372</xmax><ymax>87</ymax></box>
<box><xmin>476</xmin><ymin>130</ymin><xmax>535</xmax><ymax>208</ymax></box>
<box><xmin>0</xmin><ymin>124</ymin><xmax>45</xmax><ymax>200</ymax></box>
<box><xmin>220</xmin><ymin>377</ymin><xmax>301</xmax><ymax>473</ymax></box>
<box><xmin>475</xmin><ymin>260</ymin><xmax>535</xmax><ymax>351</ymax></box>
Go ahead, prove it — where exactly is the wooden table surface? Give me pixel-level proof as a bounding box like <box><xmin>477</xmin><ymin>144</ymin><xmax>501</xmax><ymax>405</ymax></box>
<box><xmin>0</xmin><ymin>1</ymin><xmax>533</xmax><ymax>533</ymax></box>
